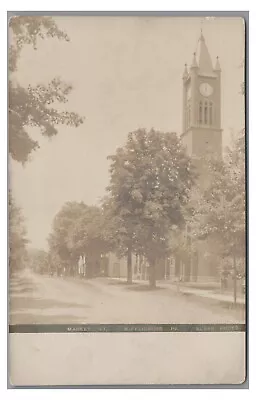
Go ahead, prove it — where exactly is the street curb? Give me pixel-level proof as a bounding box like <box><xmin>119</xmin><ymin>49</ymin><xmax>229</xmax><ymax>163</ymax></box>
<box><xmin>178</xmin><ymin>289</ymin><xmax>246</xmax><ymax>309</ymax></box>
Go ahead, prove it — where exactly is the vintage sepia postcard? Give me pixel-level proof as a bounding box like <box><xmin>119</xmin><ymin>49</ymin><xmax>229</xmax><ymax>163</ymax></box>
<box><xmin>8</xmin><ymin>13</ymin><xmax>246</xmax><ymax>386</ymax></box>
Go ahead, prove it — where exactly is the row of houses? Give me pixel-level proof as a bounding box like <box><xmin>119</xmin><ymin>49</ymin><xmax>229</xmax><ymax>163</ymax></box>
<box><xmin>100</xmin><ymin>249</ymin><xmax>245</xmax><ymax>285</ymax></box>
<box><xmin>100</xmin><ymin>251</ymin><xmax>220</xmax><ymax>283</ymax></box>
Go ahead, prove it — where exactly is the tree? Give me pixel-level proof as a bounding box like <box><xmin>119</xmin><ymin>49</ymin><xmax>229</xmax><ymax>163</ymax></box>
<box><xmin>101</xmin><ymin>195</ymin><xmax>137</xmax><ymax>283</ymax></box>
<box><xmin>9</xmin><ymin>192</ymin><xmax>29</xmax><ymax>275</ymax></box>
<box><xmin>48</xmin><ymin>201</ymin><xmax>87</xmax><ymax>274</ymax></box>
<box><xmin>9</xmin><ymin>16</ymin><xmax>84</xmax><ymax>164</ymax></box>
<box><xmin>48</xmin><ymin>202</ymin><xmax>112</xmax><ymax>277</ymax></box>
<box><xmin>106</xmin><ymin>128</ymin><xmax>196</xmax><ymax>287</ymax></box>
<box><xmin>67</xmin><ymin>205</ymin><xmax>112</xmax><ymax>277</ymax></box>
<box><xmin>191</xmin><ymin>135</ymin><xmax>245</xmax><ymax>303</ymax></box>
<box><xmin>27</xmin><ymin>248</ymin><xmax>49</xmax><ymax>274</ymax></box>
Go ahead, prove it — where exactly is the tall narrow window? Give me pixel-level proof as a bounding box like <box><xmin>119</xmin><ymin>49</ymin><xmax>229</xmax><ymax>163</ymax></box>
<box><xmin>204</xmin><ymin>101</ymin><xmax>208</xmax><ymax>125</ymax></box>
<box><xmin>199</xmin><ymin>101</ymin><xmax>202</xmax><ymax>124</ymax></box>
<box><xmin>188</xmin><ymin>103</ymin><xmax>191</xmax><ymax>127</ymax></box>
<box><xmin>209</xmin><ymin>102</ymin><xmax>213</xmax><ymax>125</ymax></box>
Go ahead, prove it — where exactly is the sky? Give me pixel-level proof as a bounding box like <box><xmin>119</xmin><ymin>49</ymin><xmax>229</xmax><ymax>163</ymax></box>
<box><xmin>9</xmin><ymin>16</ymin><xmax>245</xmax><ymax>250</ymax></box>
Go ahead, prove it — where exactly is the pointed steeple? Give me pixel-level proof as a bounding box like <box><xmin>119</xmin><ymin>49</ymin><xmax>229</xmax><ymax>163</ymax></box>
<box><xmin>198</xmin><ymin>31</ymin><xmax>213</xmax><ymax>74</ymax></box>
<box><xmin>183</xmin><ymin>63</ymin><xmax>189</xmax><ymax>79</ymax></box>
<box><xmin>214</xmin><ymin>56</ymin><xmax>221</xmax><ymax>71</ymax></box>
<box><xmin>191</xmin><ymin>52</ymin><xmax>198</xmax><ymax>69</ymax></box>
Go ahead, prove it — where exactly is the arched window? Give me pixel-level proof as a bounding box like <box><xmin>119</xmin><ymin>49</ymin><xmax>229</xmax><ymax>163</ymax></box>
<box><xmin>199</xmin><ymin>101</ymin><xmax>202</xmax><ymax>124</ymax></box>
<box><xmin>209</xmin><ymin>102</ymin><xmax>213</xmax><ymax>125</ymax></box>
<box><xmin>204</xmin><ymin>101</ymin><xmax>208</xmax><ymax>125</ymax></box>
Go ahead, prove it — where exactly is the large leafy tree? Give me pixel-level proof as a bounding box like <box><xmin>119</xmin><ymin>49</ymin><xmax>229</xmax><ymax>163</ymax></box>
<box><xmin>9</xmin><ymin>16</ymin><xmax>84</xmax><ymax>164</ymax></box>
<box><xmin>106</xmin><ymin>128</ymin><xmax>196</xmax><ymax>287</ymax></box>
<box><xmin>101</xmin><ymin>195</ymin><xmax>140</xmax><ymax>283</ymax></box>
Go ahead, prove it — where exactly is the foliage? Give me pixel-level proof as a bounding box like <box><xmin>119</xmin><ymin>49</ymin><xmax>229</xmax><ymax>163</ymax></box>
<box><xmin>191</xmin><ymin>133</ymin><xmax>245</xmax><ymax>260</ymax></box>
<box><xmin>48</xmin><ymin>201</ymin><xmax>87</xmax><ymax>268</ymax></box>
<box><xmin>67</xmin><ymin>205</ymin><xmax>113</xmax><ymax>259</ymax></box>
<box><xmin>27</xmin><ymin>248</ymin><xmax>49</xmax><ymax>274</ymax></box>
<box><xmin>9</xmin><ymin>16</ymin><xmax>84</xmax><ymax>164</ymax></box>
<box><xmin>9</xmin><ymin>192</ymin><xmax>29</xmax><ymax>274</ymax></box>
<box><xmin>48</xmin><ymin>202</ymin><xmax>112</xmax><ymax>275</ymax></box>
<box><xmin>106</xmin><ymin>128</ymin><xmax>196</xmax><ymax>286</ymax></box>
<box><xmin>9</xmin><ymin>16</ymin><xmax>69</xmax><ymax>73</ymax></box>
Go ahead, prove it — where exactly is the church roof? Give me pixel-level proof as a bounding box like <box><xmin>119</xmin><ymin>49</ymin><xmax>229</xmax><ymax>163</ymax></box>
<box><xmin>198</xmin><ymin>32</ymin><xmax>213</xmax><ymax>74</ymax></box>
<box><xmin>185</xmin><ymin>32</ymin><xmax>220</xmax><ymax>79</ymax></box>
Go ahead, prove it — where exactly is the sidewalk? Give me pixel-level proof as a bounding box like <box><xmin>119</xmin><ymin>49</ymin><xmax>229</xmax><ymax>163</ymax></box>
<box><xmin>171</xmin><ymin>285</ymin><xmax>246</xmax><ymax>305</ymax></box>
<box><xmin>108</xmin><ymin>277</ymin><xmax>246</xmax><ymax>306</ymax></box>
<box><xmin>160</xmin><ymin>280</ymin><xmax>246</xmax><ymax>305</ymax></box>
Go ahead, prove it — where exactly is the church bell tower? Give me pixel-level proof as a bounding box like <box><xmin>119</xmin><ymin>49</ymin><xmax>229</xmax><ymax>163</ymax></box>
<box><xmin>180</xmin><ymin>32</ymin><xmax>223</xmax><ymax>282</ymax></box>
<box><xmin>182</xmin><ymin>32</ymin><xmax>222</xmax><ymax>164</ymax></box>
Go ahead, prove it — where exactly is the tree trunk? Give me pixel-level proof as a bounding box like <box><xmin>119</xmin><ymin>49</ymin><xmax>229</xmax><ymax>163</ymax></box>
<box><xmin>233</xmin><ymin>253</ymin><xmax>237</xmax><ymax>306</ymax></box>
<box><xmin>149</xmin><ymin>259</ymin><xmax>156</xmax><ymax>289</ymax></box>
<box><xmin>127</xmin><ymin>246</ymin><xmax>132</xmax><ymax>284</ymax></box>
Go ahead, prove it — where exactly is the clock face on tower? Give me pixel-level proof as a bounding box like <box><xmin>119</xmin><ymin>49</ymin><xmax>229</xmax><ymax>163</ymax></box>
<box><xmin>199</xmin><ymin>82</ymin><xmax>213</xmax><ymax>97</ymax></box>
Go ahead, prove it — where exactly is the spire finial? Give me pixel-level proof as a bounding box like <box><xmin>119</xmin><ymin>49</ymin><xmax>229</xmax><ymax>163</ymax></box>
<box><xmin>191</xmin><ymin>52</ymin><xmax>198</xmax><ymax>68</ymax></box>
<box><xmin>215</xmin><ymin>55</ymin><xmax>221</xmax><ymax>71</ymax></box>
<box><xmin>183</xmin><ymin>63</ymin><xmax>189</xmax><ymax>79</ymax></box>
<box><xmin>200</xmin><ymin>18</ymin><xmax>204</xmax><ymax>40</ymax></box>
